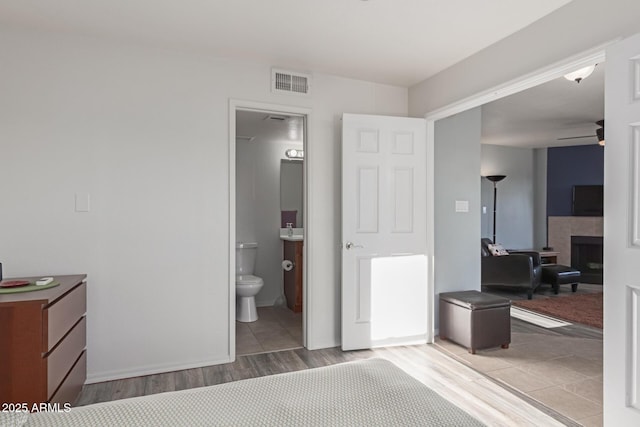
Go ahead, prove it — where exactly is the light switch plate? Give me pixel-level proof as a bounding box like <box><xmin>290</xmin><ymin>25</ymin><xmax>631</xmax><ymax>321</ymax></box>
<box><xmin>455</xmin><ymin>200</ymin><xmax>469</xmax><ymax>213</ymax></box>
<box><xmin>75</xmin><ymin>193</ymin><xmax>90</xmax><ymax>212</ymax></box>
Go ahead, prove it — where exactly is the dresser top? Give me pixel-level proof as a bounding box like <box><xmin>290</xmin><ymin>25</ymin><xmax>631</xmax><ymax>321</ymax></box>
<box><xmin>0</xmin><ymin>274</ymin><xmax>86</xmax><ymax>304</ymax></box>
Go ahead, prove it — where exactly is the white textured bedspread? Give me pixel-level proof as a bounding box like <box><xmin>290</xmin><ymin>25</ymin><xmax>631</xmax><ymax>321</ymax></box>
<box><xmin>22</xmin><ymin>358</ymin><xmax>484</xmax><ymax>426</ymax></box>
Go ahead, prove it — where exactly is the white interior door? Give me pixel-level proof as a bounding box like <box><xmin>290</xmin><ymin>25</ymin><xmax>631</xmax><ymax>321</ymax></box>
<box><xmin>341</xmin><ymin>113</ymin><xmax>428</xmax><ymax>351</ymax></box>
<box><xmin>604</xmin><ymin>32</ymin><xmax>640</xmax><ymax>426</ymax></box>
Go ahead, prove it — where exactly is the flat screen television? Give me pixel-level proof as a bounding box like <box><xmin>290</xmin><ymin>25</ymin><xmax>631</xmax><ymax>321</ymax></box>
<box><xmin>572</xmin><ymin>185</ymin><xmax>603</xmax><ymax>216</ymax></box>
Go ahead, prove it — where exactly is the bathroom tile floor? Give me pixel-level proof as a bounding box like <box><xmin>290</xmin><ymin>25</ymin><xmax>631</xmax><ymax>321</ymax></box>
<box><xmin>435</xmin><ymin>284</ymin><xmax>603</xmax><ymax>427</ymax></box>
<box><xmin>236</xmin><ymin>306</ymin><xmax>303</xmax><ymax>356</ymax></box>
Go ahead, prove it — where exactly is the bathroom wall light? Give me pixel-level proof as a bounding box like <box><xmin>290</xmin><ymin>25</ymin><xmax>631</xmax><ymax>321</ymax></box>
<box><xmin>286</xmin><ymin>149</ymin><xmax>304</xmax><ymax>159</ymax></box>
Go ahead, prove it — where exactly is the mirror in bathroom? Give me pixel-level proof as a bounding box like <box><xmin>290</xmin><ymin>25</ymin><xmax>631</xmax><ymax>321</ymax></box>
<box><xmin>280</xmin><ymin>159</ymin><xmax>303</xmax><ymax>228</ymax></box>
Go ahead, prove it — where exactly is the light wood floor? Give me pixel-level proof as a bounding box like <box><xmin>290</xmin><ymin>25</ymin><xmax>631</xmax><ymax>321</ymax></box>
<box><xmin>77</xmin><ymin>342</ymin><xmax>571</xmax><ymax>426</ymax></box>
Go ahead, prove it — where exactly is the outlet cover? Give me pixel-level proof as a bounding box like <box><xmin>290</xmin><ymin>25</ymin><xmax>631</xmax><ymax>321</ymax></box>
<box><xmin>75</xmin><ymin>193</ymin><xmax>90</xmax><ymax>212</ymax></box>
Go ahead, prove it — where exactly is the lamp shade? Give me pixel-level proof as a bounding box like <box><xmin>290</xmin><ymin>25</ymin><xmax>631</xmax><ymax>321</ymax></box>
<box><xmin>485</xmin><ymin>175</ymin><xmax>506</xmax><ymax>183</ymax></box>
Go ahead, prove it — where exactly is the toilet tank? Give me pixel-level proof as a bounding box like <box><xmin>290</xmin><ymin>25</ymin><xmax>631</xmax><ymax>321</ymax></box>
<box><xmin>236</xmin><ymin>242</ymin><xmax>258</xmax><ymax>275</ymax></box>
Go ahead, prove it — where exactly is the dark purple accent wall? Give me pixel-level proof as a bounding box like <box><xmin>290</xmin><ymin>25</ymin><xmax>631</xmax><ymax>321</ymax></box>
<box><xmin>547</xmin><ymin>144</ymin><xmax>604</xmax><ymax>216</ymax></box>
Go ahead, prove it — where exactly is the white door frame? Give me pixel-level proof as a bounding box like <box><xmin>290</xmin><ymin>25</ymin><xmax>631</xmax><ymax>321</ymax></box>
<box><xmin>229</xmin><ymin>99</ymin><xmax>312</xmax><ymax>360</ymax></box>
<box><xmin>423</xmin><ymin>42</ymin><xmax>609</xmax><ymax>340</ymax></box>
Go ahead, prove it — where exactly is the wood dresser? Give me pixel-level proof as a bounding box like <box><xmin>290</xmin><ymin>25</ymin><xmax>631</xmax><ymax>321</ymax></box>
<box><xmin>0</xmin><ymin>274</ymin><xmax>87</xmax><ymax>406</ymax></box>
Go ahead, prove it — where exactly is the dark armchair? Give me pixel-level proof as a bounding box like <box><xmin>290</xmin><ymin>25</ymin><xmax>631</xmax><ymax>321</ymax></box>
<box><xmin>481</xmin><ymin>238</ymin><xmax>541</xmax><ymax>299</ymax></box>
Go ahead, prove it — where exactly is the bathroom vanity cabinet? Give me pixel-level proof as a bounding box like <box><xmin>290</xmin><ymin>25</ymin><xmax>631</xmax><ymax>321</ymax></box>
<box><xmin>283</xmin><ymin>240</ymin><xmax>303</xmax><ymax>313</ymax></box>
<box><xmin>0</xmin><ymin>274</ymin><xmax>87</xmax><ymax>406</ymax></box>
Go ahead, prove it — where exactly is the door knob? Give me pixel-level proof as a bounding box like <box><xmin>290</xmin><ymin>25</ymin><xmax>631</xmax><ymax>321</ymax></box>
<box><xmin>345</xmin><ymin>242</ymin><xmax>364</xmax><ymax>250</ymax></box>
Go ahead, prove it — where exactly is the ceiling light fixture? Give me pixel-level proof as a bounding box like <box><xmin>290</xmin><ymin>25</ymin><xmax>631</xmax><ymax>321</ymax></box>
<box><xmin>564</xmin><ymin>65</ymin><xmax>596</xmax><ymax>83</ymax></box>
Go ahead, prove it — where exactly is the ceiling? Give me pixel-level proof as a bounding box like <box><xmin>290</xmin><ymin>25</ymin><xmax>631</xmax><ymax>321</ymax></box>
<box><xmin>482</xmin><ymin>63</ymin><xmax>604</xmax><ymax>149</ymax></box>
<box><xmin>0</xmin><ymin>0</ymin><xmax>571</xmax><ymax>87</ymax></box>
<box><xmin>2</xmin><ymin>1</ymin><xmax>589</xmax><ymax>147</ymax></box>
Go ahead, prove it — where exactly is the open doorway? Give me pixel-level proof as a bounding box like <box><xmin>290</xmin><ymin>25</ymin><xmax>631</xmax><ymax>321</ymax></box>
<box><xmin>474</xmin><ymin>65</ymin><xmax>604</xmax><ymax>424</ymax></box>
<box><xmin>429</xmin><ymin>53</ymin><xmax>605</xmax><ymax>426</ymax></box>
<box><xmin>232</xmin><ymin>106</ymin><xmax>307</xmax><ymax>356</ymax></box>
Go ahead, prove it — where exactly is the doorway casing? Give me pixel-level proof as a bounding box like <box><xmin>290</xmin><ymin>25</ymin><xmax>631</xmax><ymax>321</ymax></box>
<box><xmin>229</xmin><ymin>99</ymin><xmax>311</xmax><ymax>361</ymax></box>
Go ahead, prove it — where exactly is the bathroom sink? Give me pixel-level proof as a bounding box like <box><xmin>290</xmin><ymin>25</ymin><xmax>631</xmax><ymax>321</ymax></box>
<box><xmin>280</xmin><ymin>228</ymin><xmax>304</xmax><ymax>241</ymax></box>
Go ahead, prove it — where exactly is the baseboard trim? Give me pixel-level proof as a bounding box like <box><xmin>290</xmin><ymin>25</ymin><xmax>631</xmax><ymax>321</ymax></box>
<box><xmin>86</xmin><ymin>355</ymin><xmax>233</xmax><ymax>384</ymax></box>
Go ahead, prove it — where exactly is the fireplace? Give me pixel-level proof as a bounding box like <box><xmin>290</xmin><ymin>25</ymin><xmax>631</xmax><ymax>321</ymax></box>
<box><xmin>571</xmin><ymin>236</ymin><xmax>603</xmax><ymax>284</ymax></box>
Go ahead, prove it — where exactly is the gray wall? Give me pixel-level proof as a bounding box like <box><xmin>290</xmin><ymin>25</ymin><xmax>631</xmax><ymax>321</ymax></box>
<box><xmin>434</xmin><ymin>107</ymin><xmax>481</xmax><ymax>327</ymax></box>
<box><xmin>533</xmin><ymin>148</ymin><xmax>548</xmax><ymax>249</ymax></box>
<box><xmin>480</xmin><ymin>144</ymin><xmax>534</xmax><ymax>249</ymax></box>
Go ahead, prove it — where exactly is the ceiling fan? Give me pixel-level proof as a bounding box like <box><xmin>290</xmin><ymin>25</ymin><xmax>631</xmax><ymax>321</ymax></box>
<box><xmin>557</xmin><ymin>120</ymin><xmax>605</xmax><ymax>145</ymax></box>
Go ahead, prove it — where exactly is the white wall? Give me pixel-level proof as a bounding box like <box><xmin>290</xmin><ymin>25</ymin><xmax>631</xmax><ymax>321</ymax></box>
<box><xmin>0</xmin><ymin>26</ymin><xmax>407</xmax><ymax>381</ymax></box>
<box><xmin>480</xmin><ymin>144</ymin><xmax>534</xmax><ymax>249</ymax></box>
<box><xmin>236</xmin><ymin>138</ymin><xmax>303</xmax><ymax>307</ymax></box>
<box><xmin>434</xmin><ymin>107</ymin><xmax>481</xmax><ymax>327</ymax></box>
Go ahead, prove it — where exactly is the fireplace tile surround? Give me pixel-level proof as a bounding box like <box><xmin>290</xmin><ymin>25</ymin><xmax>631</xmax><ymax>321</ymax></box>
<box><xmin>548</xmin><ymin>216</ymin><xmax>603</xmax><ymax>266</ymax></box>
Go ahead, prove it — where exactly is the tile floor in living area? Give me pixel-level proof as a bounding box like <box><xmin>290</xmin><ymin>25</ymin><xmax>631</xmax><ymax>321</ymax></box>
<box><xmin>236</xmin><ymin>306</ymin><xmax>303</xmax><ymax>355</ymax></box>
<box><xmin>436</xmin><ymin>283</ymin><xmax>603</xmax><ymax>427</ymax></box>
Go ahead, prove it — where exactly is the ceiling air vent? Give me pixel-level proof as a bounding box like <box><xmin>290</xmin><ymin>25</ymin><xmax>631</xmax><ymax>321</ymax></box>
<box><xmin>271</xmin><ymin>68</ymin><xmax>311</xmax><ymax>95</ymax></box>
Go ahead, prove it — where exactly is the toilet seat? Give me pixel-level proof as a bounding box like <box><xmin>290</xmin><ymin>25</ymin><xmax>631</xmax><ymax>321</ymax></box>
<box><xmin>236</xmin><ymin>275</ymin><xmax>263</xmax><ymax>286</ymax></box>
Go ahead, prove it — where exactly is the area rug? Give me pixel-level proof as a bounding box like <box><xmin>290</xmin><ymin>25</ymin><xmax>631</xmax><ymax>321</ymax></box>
<box><xmin>512</xmin><ymin>292</ymin><xmax>602</xmax><ymax>329</ymax></box>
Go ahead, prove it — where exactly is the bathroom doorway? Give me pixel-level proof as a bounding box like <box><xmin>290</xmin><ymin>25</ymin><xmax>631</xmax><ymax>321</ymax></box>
<box><xmin>233</xmin><ymin>105</ymin><xmax>306</xmax><ymax>356</ymax></box>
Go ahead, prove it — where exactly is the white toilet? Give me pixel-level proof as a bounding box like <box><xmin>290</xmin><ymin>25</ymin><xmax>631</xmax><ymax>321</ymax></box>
<box><xmin>236</xmin><ymin>242</ymin><xmax>264</xmax><ymax>322</ymax></box>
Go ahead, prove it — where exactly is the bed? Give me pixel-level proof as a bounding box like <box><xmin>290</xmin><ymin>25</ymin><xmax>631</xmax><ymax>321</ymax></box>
<box><xmin>9</xmin><ymin>358</ymin><xmax>484</xmax><ymax>426</ymax></box>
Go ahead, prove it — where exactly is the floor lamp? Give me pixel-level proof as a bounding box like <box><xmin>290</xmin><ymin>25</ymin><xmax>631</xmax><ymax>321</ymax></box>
<box><xmin>485</xmin><ymin>175</ymin><xmax>506</xmax><ymax>244</ymax></box>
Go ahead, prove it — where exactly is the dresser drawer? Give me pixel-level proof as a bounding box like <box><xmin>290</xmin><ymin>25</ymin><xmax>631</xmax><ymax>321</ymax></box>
<box><xmin>46</xmin><ymin>316</ymin><xmax>86</xmax><ymax>398</ymax></box>
<box><xmin>44</xmin><ymin>282</ymin><xmax>86</xmax><ymax>352</ymax></box>
<box><xmin>49</xmin><ymin>351</ymin><xmax>86</xmax><ymax>406</ymax></box>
